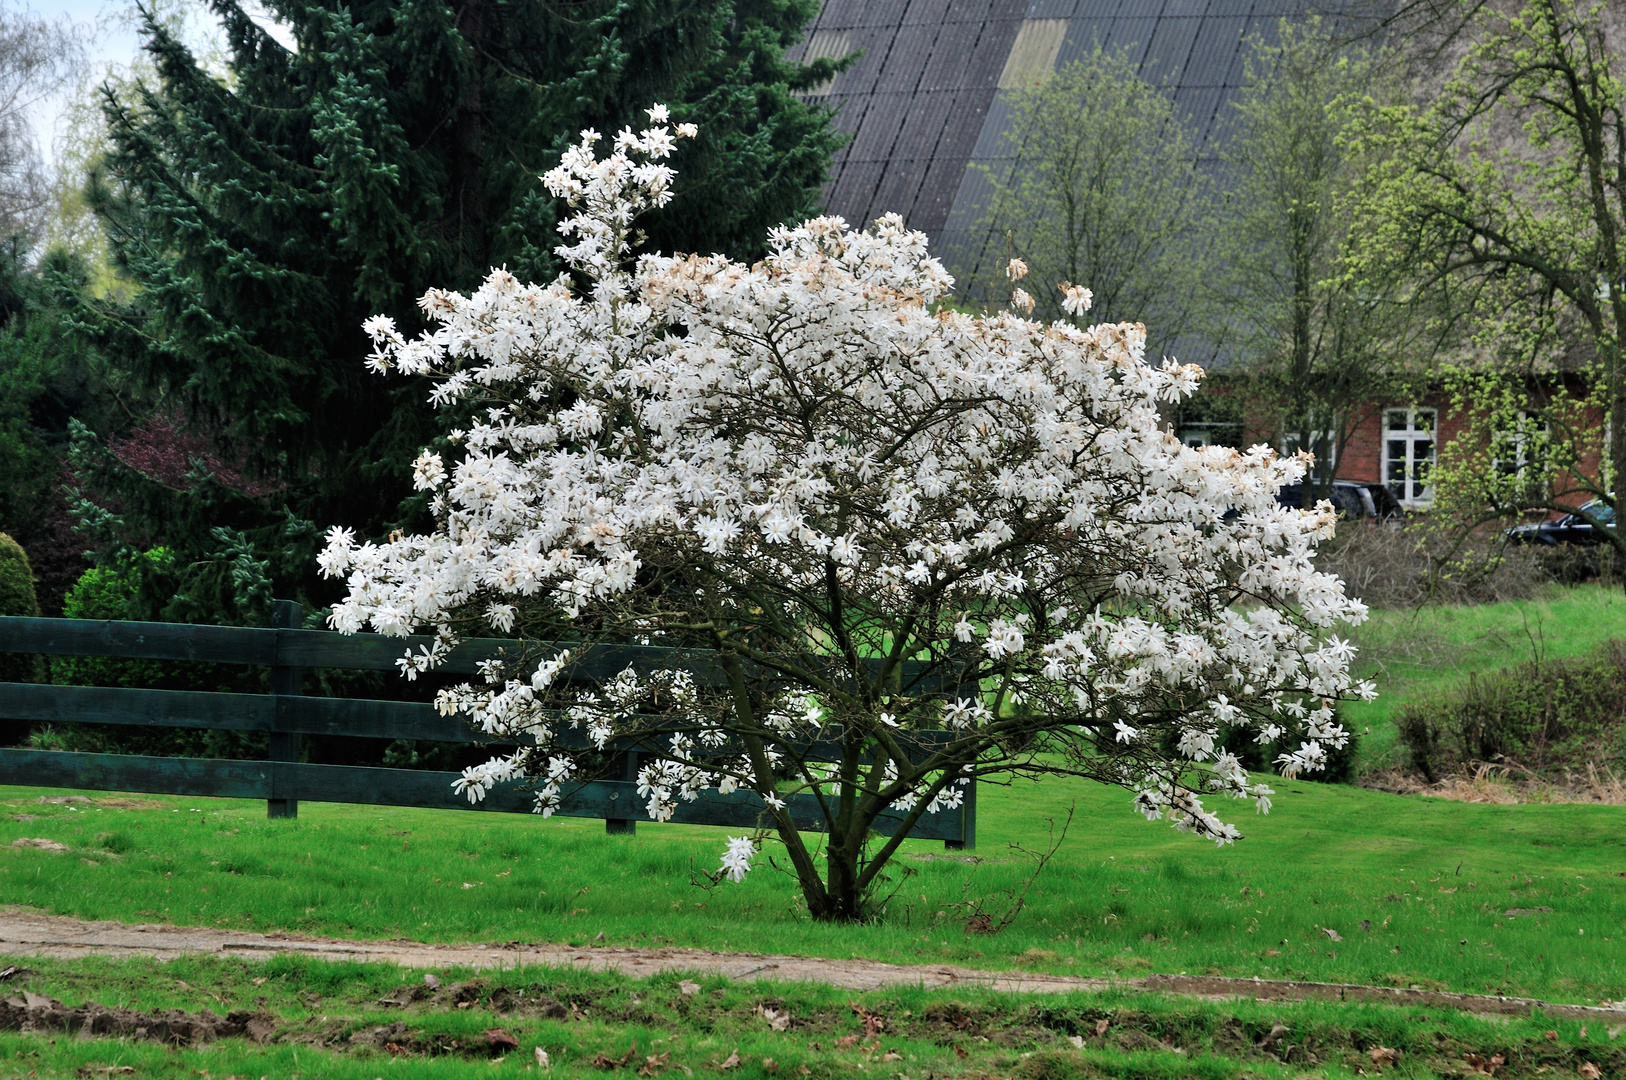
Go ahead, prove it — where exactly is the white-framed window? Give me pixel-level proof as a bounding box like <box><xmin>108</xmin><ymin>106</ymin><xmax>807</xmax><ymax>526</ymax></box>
<box><xmin>1181</xmin><ymin>427</ymin><xmax>1211</xmax><ymax>448</ymax></box>
<box><xmin>1493</xmin><ymin>410</ymin><xmax>1547</xmax><ymax>481</ymax></box>
<box><xmin>1384</xmin><ymin>407</ymin><xmax>1436</xmax><ymax>506</ymax></box>
<box><xmin>1283</xmin><ymin>428</ymin><xmax>1337</xmax><ymax>486</ymax></box>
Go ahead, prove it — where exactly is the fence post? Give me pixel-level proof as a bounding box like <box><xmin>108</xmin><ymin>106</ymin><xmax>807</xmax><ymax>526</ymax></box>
<box><xmin>606</xmin><ymin>750</ymin><xmax>637</xmax><ymax>835</ymax></box>
<box><xmin>268</xmin><ymin>599</ymin><xmax>302</xmax><ymax>819</ymax></box>
<box><xmin>945</xmin><ymin>771</ymin><xmax>976</xmax><ymax>850</ymax></box>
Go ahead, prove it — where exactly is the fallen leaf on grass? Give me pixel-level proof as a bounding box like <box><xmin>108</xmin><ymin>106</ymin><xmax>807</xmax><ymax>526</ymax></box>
<box><xmin>756</xmin><ymin>1005</ymin><xmax>791</xmax><ymax>1031</ymax></box>
<box><xmin>636</xmin><ymin>1052</ymin><xmax>670</xmax><ymax>1076</ymax></box>
<box><xmin>1069</xmin><ymin>1035</ymin><xmax>1084</xmax><ymax>1049</ymax></box>
<box><xmin>0</xmin><ymin>966</ymin><xmax>25</xmax><ymax>982</ymax></box>
<box><xmin>1369</xmin><ymin>1046</ymin><xmax>1397</xmax><ymax>1068</ymax></box>
<box><xmin>1578</xmin><ymin>1064</ymin><xmax>1600</xmax><ymax>1079</ymax></box>
<box><xmin>592</xmin><ymin>1043</ymin><xmax>639</xmax><ymax>1069</ymax></box>
<box><xmin>760</xmin><ymin>1059</ymin><xmax>777</xmax><ymax>1073</ymax></box>
<box><xmin>1322</xmin><ymin>927</ymin><xmax>1343</xmax><ymax>943</ymax></box>
<box><xmin>835</xmin><ymin>1036</ymin><xmax>858</xmax><ymax>1049</ymax></box>
<box><xmin>678</xmin><ymin>980</ymin><xmax>701</xmax><ymax>996</ymax></box>
<box><xmin>250</xmin><ymin>978</ymin><xmax>265</xmax><ymax>987</ymax></box>
<box><xmin>535</xmin><ymin>1048</ymin><xmax>550</xmax><ymax>1068</ymax></box>
<box><xmin>484</xmin><ymin>1028</ymin><xmax>519</xmax><ymax>1052</ymax></box>
<box><xmin>719</xmin><ymin>1050</ymin><xmax>741</xmax><ymax>1070</ymax></box>
<box><xmin>880</xmin><ymin>1051</ymin><xmax>903</xmax><ymax>1062</ymax></box>
<box><xmin>954</xmin><ymin>1046</ymin><xmax>968</xmax><ymax>1059</ymax></box>
<box><xmin>1544</xmin><ymin>1030</ymin><xmax>1558</xmax><ymax>1043</ymax></box>
<box><xmin>850</xmin><ymin>1002</ymin><xmax>885</xmax><ymax>1037</ymax></box>
<box><xmin>424</xmin><ymin>974</ymin><xmax>441</xmax><ymax>990</ymax></box>
<box><xmin>1464</xmin><ymin>1052</ymin><xmax>1504</xmax><ymax>1075</ymax></box>
<box><xmin>1095</xmin><ymin>1018</ymin><xmax>1110</xmax><ymax>1037</ymax></box>
<box><xmin>461</xmin><ymin>882</ymin><xmax>482</xmax><ymax>889</ymax></box>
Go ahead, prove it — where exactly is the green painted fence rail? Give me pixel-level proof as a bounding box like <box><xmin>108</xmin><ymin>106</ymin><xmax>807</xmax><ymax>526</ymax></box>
<box><xmin>0</xmin><ymin>602</ymin><xmax>975</xmax><ymax>848</ymax></box>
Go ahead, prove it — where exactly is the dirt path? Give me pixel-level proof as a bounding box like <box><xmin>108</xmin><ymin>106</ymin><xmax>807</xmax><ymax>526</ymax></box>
<box><xmin>0</xmin><ymin>908</ymin><xmax>1620</xmax><ymax>1024</ymax></box>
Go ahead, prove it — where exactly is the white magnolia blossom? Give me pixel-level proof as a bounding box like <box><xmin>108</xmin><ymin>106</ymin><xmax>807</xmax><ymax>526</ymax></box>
<box><xmin>720</xmin><ymin>836</ymin><xmax>757</xmax><ymax>883</ymax></box>
<box><xmin>321</xmin><ymin>106</ymin><xmax>1372</xmax><ymax>912</ymax></box>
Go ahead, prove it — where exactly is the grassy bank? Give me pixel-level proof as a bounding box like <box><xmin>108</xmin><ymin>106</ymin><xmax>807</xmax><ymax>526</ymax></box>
<box><xmin>1</xmin><ymin>773</ymin><xmax>1622</xmax><ymax>1004</ymax></box>
<box><xmin>0</xmin><ymin>953</ymin><xmax>1614</xmax><ymax>1079</ymax></box>
<box><xmin>1344</xmin><ymin>583</ymin><xmax>1626</xmax><ymax>770</ymax></box>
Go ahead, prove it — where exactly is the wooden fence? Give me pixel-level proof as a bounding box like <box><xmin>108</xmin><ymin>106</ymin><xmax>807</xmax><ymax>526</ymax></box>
<box><xmin>0</xmin><ymin>601</ymin><xmax>974</xmax><ymax>848</ymax></box>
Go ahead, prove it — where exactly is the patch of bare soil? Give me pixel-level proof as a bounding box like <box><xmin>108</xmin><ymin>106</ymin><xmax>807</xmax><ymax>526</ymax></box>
<box><xmin>1364</xmin><ymin>763</ymin><xmax>1626</xmax><ymax>805</ymax></box>
<box><xmin>0</xmin><ymin>987</ymin><xmax>274</xmax><ymax>1046</ymax></box>
<box><xmin>0</xmin><ymin>909</ymin><xmax>1621</xmax><ymax>1025</ymax></box>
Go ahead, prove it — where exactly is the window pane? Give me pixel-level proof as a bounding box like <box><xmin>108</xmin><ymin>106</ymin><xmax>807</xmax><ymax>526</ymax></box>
<box><xmin>1415</xmin><ymin>409</ymin><xmax>1436</xmax><ymax>430</ymax></box>
<box><xmin>1387</xmin><ymin>410</ymin><xmax>1407</xmax><ymax>430</ymax></box>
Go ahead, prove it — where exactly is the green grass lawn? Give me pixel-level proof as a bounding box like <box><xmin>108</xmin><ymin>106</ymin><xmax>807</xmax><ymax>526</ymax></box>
<box><xmin>2</xmin><ymin>770</ymin><xmax>1622</xmax><ymax>1004</ymax></box>
<box><xmin>2</xmin><ymin>588</ymin><xmax>1626</xmax><ymax>1072</ymax></box>
<box><xmin>0</xmin><ymin>952</ymin><xmax>1614</xmax><ymax>1079</ymax></box>
<box><xmin>1345</xmin><ymin>583</ymin><xmax>1626</xmax><ymax>770</ymax></box>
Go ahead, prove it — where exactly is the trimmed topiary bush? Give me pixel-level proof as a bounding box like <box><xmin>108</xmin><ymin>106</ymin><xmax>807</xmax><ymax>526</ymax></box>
<box><xmin>0</xmin><ymin>531</ymin><xmax>43</xmax><ymax>684</ymax></box>
<box><xmin>51</xmin><ymin>550</ymin><xmax>171</xmax><ymax>690</ymax></box>
<box><xmin>45</xmin><ymin>549</ymin><xmax>267</xmax><ymax>759</ymax></box>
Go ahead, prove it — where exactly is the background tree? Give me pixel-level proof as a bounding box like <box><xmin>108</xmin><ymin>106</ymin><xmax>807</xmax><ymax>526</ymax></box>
<box><xmin>1355</xmin><ymin>0</ymin><xmax>1626</xmax><ymax>557</ymax></box>
<box><xmin>324</xmin><ymin>114</ymin><xmax>1371</xmax><ymax>922</ymax></box>
<box><xmin>977</xmin><ymin>45</ymin><xmax>1210</xmax><ymax>351</ymax></box>
<box><xmin>0</xmin><ymin>4</ymin><xmax>82</xmax><ymax>248</ymax></box>
<box><xmin>0</xmin><ymin>246</ymin><xmax>114</xmax><ymax>613</ymax></box>
<box><xmin>65</xmin><ymin>0</ymin><xmax>845</xmax><ymax>624</ymax></box>
<box><xmin>0</xmin><ymin>3</ymin><xmax>95</xmax><ymax>608</ymax></box>
<box><xmin>1215</xmin><ymin>18</ymin><xmax>1442</xmax><ymax>506</ymax></box>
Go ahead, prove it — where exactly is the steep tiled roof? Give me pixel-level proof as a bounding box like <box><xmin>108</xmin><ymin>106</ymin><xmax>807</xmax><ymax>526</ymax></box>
<box><xmin>789</xmin><ymin>0</ymin><xmax>1319</xmax><ymax>290</ymax></box>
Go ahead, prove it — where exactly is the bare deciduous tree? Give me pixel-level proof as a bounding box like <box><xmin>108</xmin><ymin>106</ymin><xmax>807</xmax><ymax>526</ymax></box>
<box><xmin>1355</xmin><ymin>0</ymin><xmax>1626</xmax><ymax>567</ymax></box>
<box><xmin>0</xmin><ymin>4</ymin><xmax>82</xmax><ymax>249</ymax></box>
<box><xmin>1216</xmin><ymin>18</ymin><xmax>1443</xmax><ymax>506</ymax></box>
<box><xmin>978</xmin><ymin>44</ymin><xmax>1211</xmax><ymax>351</ymax></box>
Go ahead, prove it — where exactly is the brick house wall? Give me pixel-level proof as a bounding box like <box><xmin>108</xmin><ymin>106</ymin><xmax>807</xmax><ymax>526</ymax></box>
<box><xmin>1203</xmin><ymin>378</ymin><xmax>1605</xmax><ymax>516</ymax></box>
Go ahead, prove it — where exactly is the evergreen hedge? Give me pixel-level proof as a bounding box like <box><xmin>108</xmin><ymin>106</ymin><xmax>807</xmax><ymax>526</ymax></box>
<box><xmin>1396</xmin><ymin>641</ymin><xmax>1626</xmax><ymax>781</ymax></box>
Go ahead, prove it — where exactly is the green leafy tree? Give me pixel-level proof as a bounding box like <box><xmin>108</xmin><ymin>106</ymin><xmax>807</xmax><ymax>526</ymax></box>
<box><xmin>1355</xmin><ymin>0</ymin><xmax>1626</xmax><ymax>554</ymax></box>
<box><xmin>977</xmin><ymin>45</ymin><xmax>1210</xmax><ymax>348</ymax></box>
<box><xmin>1216</xmin><ymin>18</ymin><xmax>1442</xmax><ymax>506</ymax></box>
<box><xmin>69</xmin><ymin>0</ymin><xmax>844</xmax><ymax>622</ymax></box>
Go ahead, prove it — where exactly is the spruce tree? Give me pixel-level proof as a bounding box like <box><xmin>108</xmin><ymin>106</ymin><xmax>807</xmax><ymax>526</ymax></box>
<box><xmin>72</xmin><ymin>0</ymin><xmax>842</xmax><ymax>623</ymax></box>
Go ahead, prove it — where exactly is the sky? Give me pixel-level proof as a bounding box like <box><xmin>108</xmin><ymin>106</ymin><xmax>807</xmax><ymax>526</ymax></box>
<box><xmin>29</xmin><ymin>1</ymin><xmax>296</xmax><ymax>163</ymax></box>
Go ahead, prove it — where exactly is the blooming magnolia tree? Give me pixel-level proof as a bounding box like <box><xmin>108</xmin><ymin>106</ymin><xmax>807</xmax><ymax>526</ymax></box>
<box><xmin>321</xmin><ymin>107</ymin><xmax>1373</xmax><ymax>921</ymax></box>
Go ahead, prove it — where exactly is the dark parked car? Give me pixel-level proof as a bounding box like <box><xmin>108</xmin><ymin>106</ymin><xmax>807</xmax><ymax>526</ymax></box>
<box><xmin>1505</xmin><ymin>500</ymin><xmax>1616</xmax><ymax>547</ymax></box>
<box><xmin>1275</xmin><ymin>481</ymin><xmax>1406</xmax><ymax>521</ymax></box>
